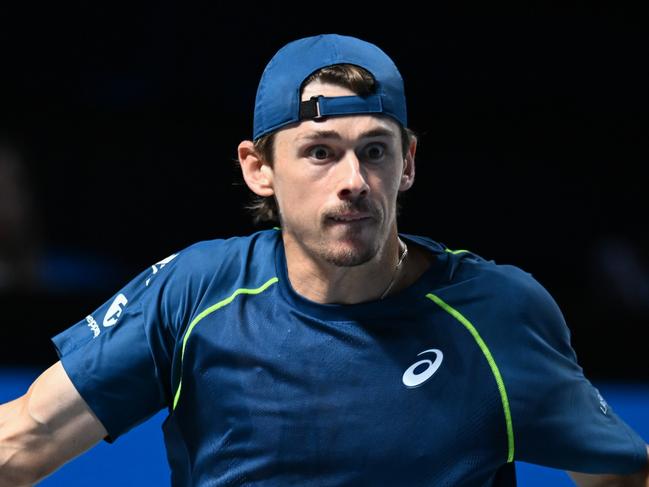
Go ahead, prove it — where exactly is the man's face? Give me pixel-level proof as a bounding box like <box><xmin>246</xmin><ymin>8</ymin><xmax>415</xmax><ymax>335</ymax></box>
<box><xmin>269</xmin><ymin>80</ymin><xmax>414</xmax><ymax>267</ymax></box>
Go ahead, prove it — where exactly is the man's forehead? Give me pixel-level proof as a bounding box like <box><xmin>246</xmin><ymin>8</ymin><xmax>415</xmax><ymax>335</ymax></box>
<box><xmin>291</xmin><ymin>117</ymin><xmax>400</xmax><ymax>142</ymax></box>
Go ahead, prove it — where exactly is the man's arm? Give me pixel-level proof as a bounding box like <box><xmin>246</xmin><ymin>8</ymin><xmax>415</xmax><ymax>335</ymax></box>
<box><xmin>568</xmin><ymin>446</ymin><xmax>649</xmax><ymax>487</ymax></box>
<box><xmin>0</xmin><ymin>361</ymin><xmax>107</xmax><ymax>486</ymax></box>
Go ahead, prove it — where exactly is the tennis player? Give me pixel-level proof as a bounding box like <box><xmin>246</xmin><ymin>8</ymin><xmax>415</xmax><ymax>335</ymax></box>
<box><xmin>1</xmin><ymin>34</ymin><xmax>647</xmax><ymax>486</ymax></box>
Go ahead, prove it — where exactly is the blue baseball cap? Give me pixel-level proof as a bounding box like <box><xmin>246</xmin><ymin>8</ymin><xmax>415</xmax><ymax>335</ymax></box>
<box><xmin>252</xmin><ymin>34</ymin><xmax>408</xmax><ymax>141</ymax></box>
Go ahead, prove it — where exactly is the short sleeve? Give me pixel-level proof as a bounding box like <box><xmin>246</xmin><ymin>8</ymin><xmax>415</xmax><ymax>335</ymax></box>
<box><xmin>52</xmin><ymin>252</ymin><xmax>182</xmax><ymax>442</ymax></box>
<box><xmin>505</xmin><ymin>272</ymin><xmax>647</xmax><ymax>473</ymax></box>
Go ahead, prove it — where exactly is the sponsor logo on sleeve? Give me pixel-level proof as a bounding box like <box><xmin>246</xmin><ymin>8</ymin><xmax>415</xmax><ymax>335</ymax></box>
<box><xmin>402</xmin><ymin>349</ymin><xmax>444</xmax><ymax>388</ymax></box>
<box><xmin>86</xmin><ymin>315</ymin><xmax>101</xmax><ymax>338</ymax></box>
<box><xmin>595</xmin><ymin>389</ymin><xmax>608</xmax><ymax>415</ymax></box>
<box><xmin>103</xmin><ymin>293</ymin><xmax>129</xmax><ymax>327</ymax></box>
<box><xmin>145</xmin><ymin>253</ymin><xmax>178</xmax><ymax>286</ymax></box>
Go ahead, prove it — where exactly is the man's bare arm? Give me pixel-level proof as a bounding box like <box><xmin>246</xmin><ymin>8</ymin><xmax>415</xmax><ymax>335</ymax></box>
<box><xmin>568</xmin><ymin>446</ymin><xmax>649</xmax><ymax>487</ymax></box>
<box><xmin>0</xmin><ymin>361</ymin><xmax>107</xmax><ymax>486</ymax></box>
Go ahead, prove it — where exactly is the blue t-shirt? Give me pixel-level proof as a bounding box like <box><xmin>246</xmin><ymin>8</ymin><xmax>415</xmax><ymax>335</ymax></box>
<box><xmin>52</xmin><ymin>230</ymin><xmax>647</xmax><ymax>486</ymax></box>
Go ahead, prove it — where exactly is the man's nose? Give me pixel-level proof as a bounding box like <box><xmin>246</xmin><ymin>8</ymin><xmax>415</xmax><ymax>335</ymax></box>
<box><xmin>336</xmin><ymin>152</ymin><xmax>369</xmax><ymax>200</ymax></box>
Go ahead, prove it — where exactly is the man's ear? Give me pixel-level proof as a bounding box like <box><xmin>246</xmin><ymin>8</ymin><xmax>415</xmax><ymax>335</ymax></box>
<box><xmin>238</xmin><ymin>140</ymin><xmax>274</xmax><ymax>197</ymax></box>
<box><xmin>399</xmin><ymin>135</ymin><xmax>417</xmax><ymax>192</ymax></box>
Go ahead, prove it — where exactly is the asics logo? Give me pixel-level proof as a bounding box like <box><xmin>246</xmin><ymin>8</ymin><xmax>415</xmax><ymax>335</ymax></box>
<box><xmin>402</xmin><ymin>349</ymin><xmax>444</xmax><ymax>388</ymax></box>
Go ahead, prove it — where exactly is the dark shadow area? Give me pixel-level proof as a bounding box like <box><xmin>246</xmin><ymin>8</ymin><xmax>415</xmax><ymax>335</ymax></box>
<box><xmin>0</xmin><ymin>5</ymin><xmax>646</xmax><ymax>380</ymax></box>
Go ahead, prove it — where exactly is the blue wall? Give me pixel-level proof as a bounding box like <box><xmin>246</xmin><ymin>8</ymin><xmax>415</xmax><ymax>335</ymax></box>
<box><xmin>2</xmin><ymin>368</ymin><xmax>647</xmax><ymax>486</ymax></box>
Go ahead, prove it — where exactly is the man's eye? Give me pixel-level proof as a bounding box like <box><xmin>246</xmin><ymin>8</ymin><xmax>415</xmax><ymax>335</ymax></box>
<box><xmin>308</xmin><ymin>146</ymin><xmax>331</xmax><ymax>160</ymax></box>
<box><xmin>364</xmin><ymin>143</ymin><xmax>385</xmax><ymax>160</ymax></box>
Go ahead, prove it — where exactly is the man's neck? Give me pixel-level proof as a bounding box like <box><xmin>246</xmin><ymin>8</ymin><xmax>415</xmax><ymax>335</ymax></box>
<box><xmin>282</xmin><ymin>231</ymin><xmax>431</xmax><ymax>305</ymax></box>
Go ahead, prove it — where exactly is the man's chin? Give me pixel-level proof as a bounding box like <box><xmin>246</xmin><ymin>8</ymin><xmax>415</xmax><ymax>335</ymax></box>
<box><xmin>319</xmin><ymin>240</ymin><xmax>377</xmax><ymax>267</ymax></box>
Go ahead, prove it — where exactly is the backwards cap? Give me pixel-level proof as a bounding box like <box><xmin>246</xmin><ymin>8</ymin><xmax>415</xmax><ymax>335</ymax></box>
<box><xmin>253</xmin><ymin>34</ymin><xmax>407</xmax><ymax>141</ymax></box>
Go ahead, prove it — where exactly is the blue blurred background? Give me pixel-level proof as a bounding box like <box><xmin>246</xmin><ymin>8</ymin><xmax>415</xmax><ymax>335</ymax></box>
<box><xmin>0</xmin><ymin>3</ymin><xmax>646</xmax><ymax>485</ymax></box>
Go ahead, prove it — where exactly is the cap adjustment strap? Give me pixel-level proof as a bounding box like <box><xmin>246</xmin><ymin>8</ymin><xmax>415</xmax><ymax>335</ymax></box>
<box><xmin>299</xmin><ymin>94</ymin><xmax>384</xmax><ymax>121</ymax></box>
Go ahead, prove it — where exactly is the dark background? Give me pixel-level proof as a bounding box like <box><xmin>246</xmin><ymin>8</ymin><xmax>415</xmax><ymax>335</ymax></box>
<box><xmin>0</xmin><ymin>4</ymin><xmax>647</xmax><ymax>380</ymax></box>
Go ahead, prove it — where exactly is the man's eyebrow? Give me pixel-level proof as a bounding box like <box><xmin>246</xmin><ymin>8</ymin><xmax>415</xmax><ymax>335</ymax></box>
<box><xmin>296</xmin><ymin>127</ymin><xmax>397</xmax><ymax>141</ymax></box>
<box><xmin>296</xmin><ymin>130</ymin><xmax>341</xmax><ymax>141</ymax></box>
<box><xmin>361</xmin><ymin>128</ymin><xmax>397</xmax><ymax>139</ymax></box>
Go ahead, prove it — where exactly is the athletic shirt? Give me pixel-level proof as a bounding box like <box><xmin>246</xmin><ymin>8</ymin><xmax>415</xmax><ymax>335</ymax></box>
<box><xmin>52</xmin><ymin>229</ymin><xmax>647</xmax><ymax>486</ymax></box>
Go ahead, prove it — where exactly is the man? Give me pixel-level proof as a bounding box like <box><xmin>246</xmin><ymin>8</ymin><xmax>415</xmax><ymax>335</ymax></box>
<box><xmin>0</xmin><ymin>34</ymin><xmax>647</xmax><ymax>486</ymax></box>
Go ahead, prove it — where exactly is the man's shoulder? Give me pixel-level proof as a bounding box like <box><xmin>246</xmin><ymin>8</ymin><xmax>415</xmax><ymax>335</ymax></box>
<box><xmin>407</xmin><ymin>233</ymin><xmax>545</xmax><ymax>302</ymax></box>
<box><xmin>438</xmin><ymin>242</ymin><xmax>561</xmax><ymax>324</ymax></box>
<box><xmin>181</xmin><ymin>229</ymin><xmax>277</xmax><ymax>258</ymax></box>
<box><xmin>413</xmin><ymin>237</ymin><xmax>568</xmax><ymax>346</ymax></box>
<box><xmin>155</xmin><ymin>229</ymin><xmax>280</xmax><ymax>282</ymax></box>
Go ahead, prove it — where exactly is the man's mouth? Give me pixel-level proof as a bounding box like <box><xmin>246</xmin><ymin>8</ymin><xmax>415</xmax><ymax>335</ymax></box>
<box><xmin>327</xmin><ymin>212</ymin><xmax>372</xmax><ymax>223</ymax></box>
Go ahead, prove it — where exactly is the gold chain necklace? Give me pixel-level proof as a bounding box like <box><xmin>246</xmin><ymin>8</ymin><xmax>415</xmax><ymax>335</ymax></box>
<box><xmin>379</xmin><ymin>237</ymin><xmax>408</xmax><ymax>300</ymax></box>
